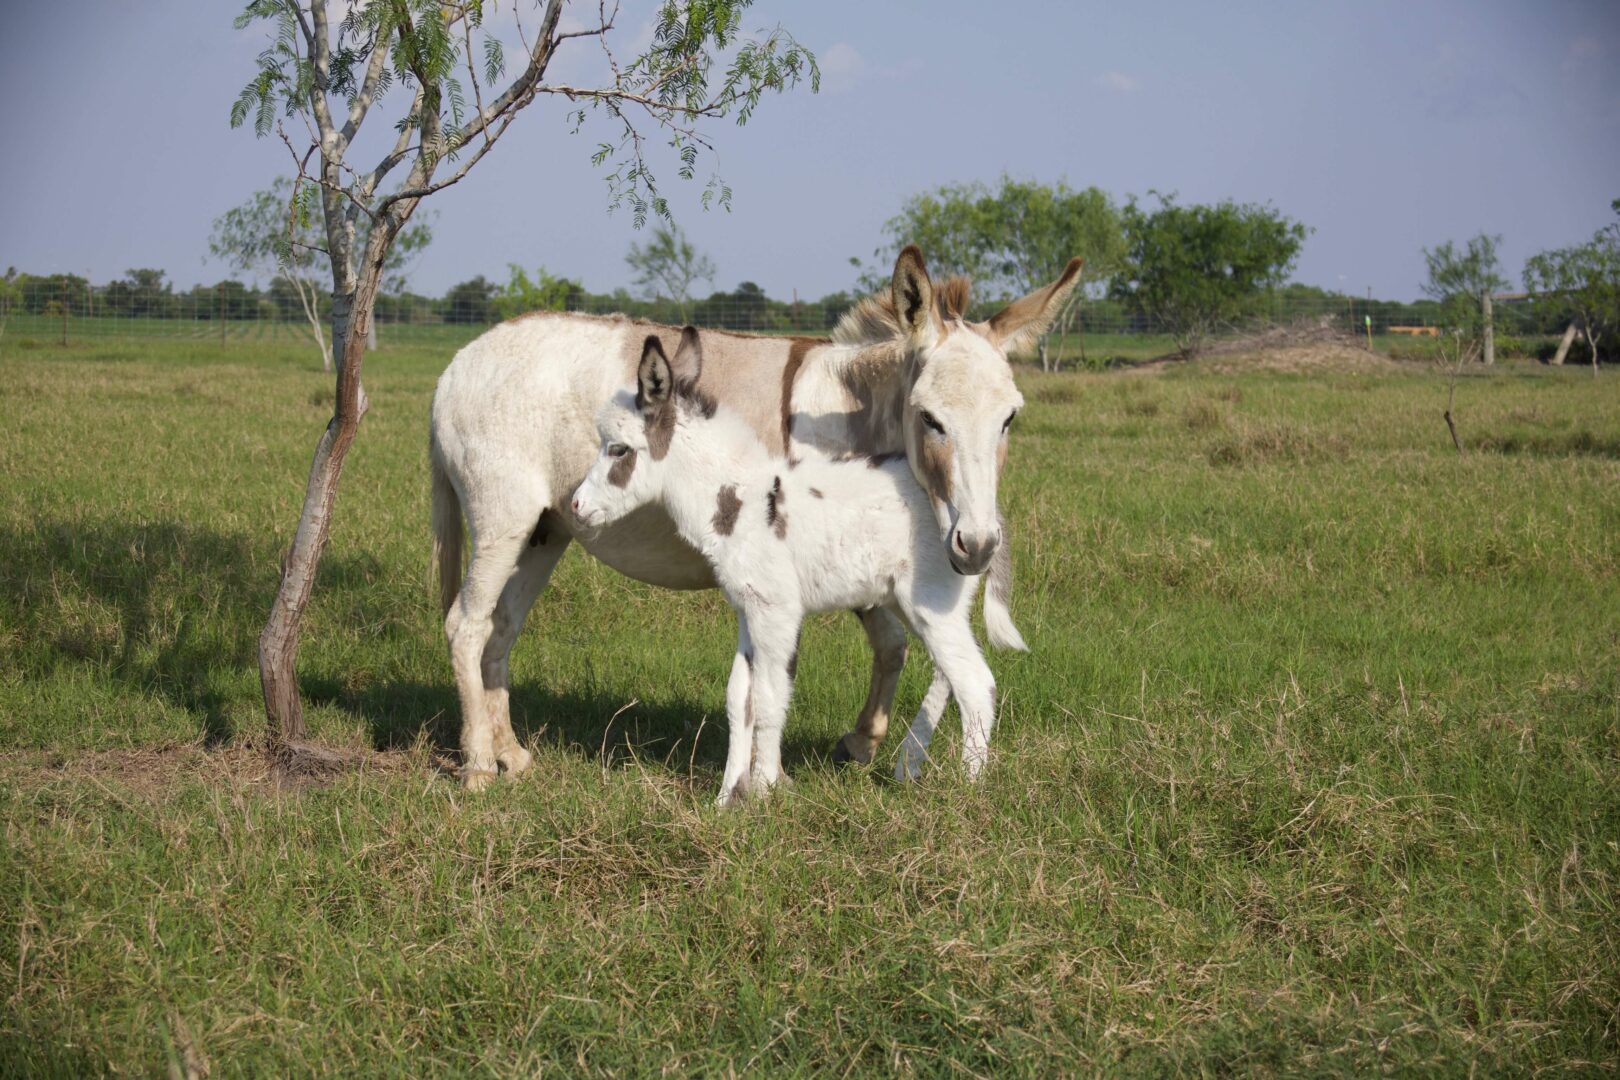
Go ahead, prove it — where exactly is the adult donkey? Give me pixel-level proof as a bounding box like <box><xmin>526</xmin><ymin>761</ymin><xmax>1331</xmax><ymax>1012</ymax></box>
<box><xmin>430</xmin><ymin>245</ymin><xmax>1082</xmax><ymax>789</ymax></box>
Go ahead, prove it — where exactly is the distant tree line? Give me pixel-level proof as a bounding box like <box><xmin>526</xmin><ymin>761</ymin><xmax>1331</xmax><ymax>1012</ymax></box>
<box><xmin>7</xmin><ymin>189</ymin><xmax>1610</xmax><ymax>370</ymax></box>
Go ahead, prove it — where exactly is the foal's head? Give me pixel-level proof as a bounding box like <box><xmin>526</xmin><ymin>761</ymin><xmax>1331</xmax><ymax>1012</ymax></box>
<box><xmin>571</xmin><ymin>327</ymin><xmax>709</xmax><ymax>532</ymax></box>
<box><xmin>885</xmin><ymin>246</ymin><xmax>1083</xmax><ymax>575</ymax></box>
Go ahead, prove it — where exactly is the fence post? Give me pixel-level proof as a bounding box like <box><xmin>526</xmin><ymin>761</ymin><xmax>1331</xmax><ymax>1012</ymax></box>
<box><xmin>1481</xmin><ymin>291</ymin><xmax>1494</xmax><ymax>366</ymax></box>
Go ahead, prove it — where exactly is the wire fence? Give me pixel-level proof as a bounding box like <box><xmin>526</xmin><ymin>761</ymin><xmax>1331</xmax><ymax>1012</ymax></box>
<box><xmin>0</xmin><ymin>276</ymin><xmax>1561</xmax><ymax>358</ymax></box>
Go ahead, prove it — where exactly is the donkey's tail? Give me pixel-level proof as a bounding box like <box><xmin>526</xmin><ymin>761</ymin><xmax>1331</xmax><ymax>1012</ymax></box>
<box><xmin>983</xmin><ymin>514</ymin><xmax>1027</xmax><ymax>652</ymax></box>
<box><xmin>430</xmin><ymin>445</ymin><xmax>463</xmax><ymax>618</ymax></box>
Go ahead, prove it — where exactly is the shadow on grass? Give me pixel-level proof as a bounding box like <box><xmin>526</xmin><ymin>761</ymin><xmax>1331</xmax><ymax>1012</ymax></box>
<box><xmin>3</xmin><ymin>518</ymin><xmax>839</xmax><ymax>777</ymax></box>
<box><xmin>300</xmin><ymin>673</ymin><xmax>838</xmax><ymax>781</ymax></box>
<box><xmin>1</xmin><ymin>519</ymin><xmax>274</xmax><ymax>746</ymax></box>
<box><xmin>1472</xmin><ymin>427</ymin><xmax>1620</xmax><ymax>458</ymax></box>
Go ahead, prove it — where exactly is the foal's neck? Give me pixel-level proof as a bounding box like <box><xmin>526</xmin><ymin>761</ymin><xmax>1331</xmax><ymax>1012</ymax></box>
<box><xmin>660</xmin><ymin>410</ymin><xmax>775</xmax><ymax>542</ymax></box>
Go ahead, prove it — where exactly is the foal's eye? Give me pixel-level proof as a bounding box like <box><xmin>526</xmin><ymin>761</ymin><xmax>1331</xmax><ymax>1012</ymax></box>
<box><xmin>607</xmin><ymin>443</ymin><xmax>630</xmax><ymax>459</ymax></box>
<box><xmin>920</xmin><ymin>410</ymin><xmax>945</xmax><ymax>435</ymax></box>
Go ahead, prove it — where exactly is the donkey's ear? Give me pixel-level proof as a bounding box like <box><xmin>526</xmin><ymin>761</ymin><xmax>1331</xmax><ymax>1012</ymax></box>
<box><xmin>670</xmin><ymin>325</ymin><xmax>703</xmax><ymax>384</ymax></box>
<box><xmin>891</xmin><ymin>245</ymin><xmax>938</xmax><ymax>346</ymax></box>
<box><xmin>637</xmin><ymin>335</ymin><xmax>673</xmax><ymax>411</ymax></box>
<box><xmin>986</xmin><ymin>257</ymin><xmax>1085</xmax><ymax>353</ymax></box>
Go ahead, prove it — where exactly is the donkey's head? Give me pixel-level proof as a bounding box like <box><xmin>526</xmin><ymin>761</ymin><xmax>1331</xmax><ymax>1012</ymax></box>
<box><xmin>888</xmin><ymin>245</ymin><xmax>1083</xmax><ymax>575</ymax></box>
<box><xmin>572</xmin><ymin>327</ymin><xmax>706</xmax><ymax>533</ymax></box>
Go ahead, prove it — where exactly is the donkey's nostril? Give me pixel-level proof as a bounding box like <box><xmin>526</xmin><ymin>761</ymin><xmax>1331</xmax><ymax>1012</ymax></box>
<box><xmin>954</xmin><ymin>531</ymin><xmax>969</xmax><ymax>555</ymax></box>
<box><xmin>571</xmin><ymin>497</ymin><xmax>581</xmax><ymax>514</ymax></box>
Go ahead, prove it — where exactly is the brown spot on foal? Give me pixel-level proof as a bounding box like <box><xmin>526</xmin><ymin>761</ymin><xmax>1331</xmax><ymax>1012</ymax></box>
<box><xmin>713</xmin><ymin>485</ymin><xmax>742</xmax><ymax>536</ymax></box>
<box><xmin>607</xmin><ymin>448</ymin><xmax>638</xmax><ymax>487</ymax></box>
<box><xmin>766</xmin><ymin>476</ymin><xmax>787</xmax><ymax>539</ymax></box>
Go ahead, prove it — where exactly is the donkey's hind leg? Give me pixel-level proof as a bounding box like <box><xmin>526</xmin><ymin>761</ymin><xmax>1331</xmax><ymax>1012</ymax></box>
<box><xmin>831</xmin><ymin>606</ymin><xmax>909</xmax><ymax>766</ymax></box>
<box><xmin>446</xmin><ymin>527</ymin><xmax>530</xmax><ymax>791</ymax></box>
<box><xmin>481</xmin><ymin>515</ymin><xmax>572</xmax><ymax>778</ymax></box>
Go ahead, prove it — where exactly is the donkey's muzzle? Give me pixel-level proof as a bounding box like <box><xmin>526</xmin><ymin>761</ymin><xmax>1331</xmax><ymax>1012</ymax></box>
<box><xmin>948</xmin><ymin>526</ymin><xmax>998</xmax><ymax>577</ymax></box>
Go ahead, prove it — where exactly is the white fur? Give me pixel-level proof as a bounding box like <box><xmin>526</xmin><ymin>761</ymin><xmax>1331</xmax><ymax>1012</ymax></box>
<box><xmin>573</xmin><ymin>350</ymin><xmax>1003</xmax><ymax>803</ymax></box>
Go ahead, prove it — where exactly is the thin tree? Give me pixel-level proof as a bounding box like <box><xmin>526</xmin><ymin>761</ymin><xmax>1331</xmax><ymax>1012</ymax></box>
<box><xmin>230</xmin><ymin>0</ymin><xmax>817</xmax><ymax>767</ymax></box>
<box><xmin>625</xmin><ymin>223</ymin><xmax>716</xmax><ymax>321</ymax></box>
<box><xmin>1524</xmin><ymin>204</ymin><xmax>1619</xmax><ymax>376</ymax></box>
<box><xmin>211</xmin><ymin>178</ymin><xmax>432</xmax><ymax>370</ymax></box>
<box><xmin>1420</xmin><ymin>233</ymin><xmax>1509</xmax><ymax>352</ymax></box>
<box><xmin>0</xmin><ymin>268</ymin><xmax>18</xmax><ymax>350</ymax></box>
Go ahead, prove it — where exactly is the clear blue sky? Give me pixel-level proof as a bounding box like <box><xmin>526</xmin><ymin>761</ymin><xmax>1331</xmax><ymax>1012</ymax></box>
<box><xmin>2</xmin><ymin>2</ymin><xmax>1617</xmax><ymax>302</ymax></box>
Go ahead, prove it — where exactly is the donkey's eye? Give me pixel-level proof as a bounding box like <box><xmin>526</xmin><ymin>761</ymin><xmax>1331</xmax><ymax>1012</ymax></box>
<box><xmin>607</xmin><ymin>443</ymin><xmax>630</xmax><ymax>459</ymax></box>
<box><xmin>920</xmin><ymin>411</ymin><xmax>945</xmax><ymax>435</ymax></box>
<box><xmin>1002</xmin><ymin>410</ymin><xmax>1018</xmax><ymax>433</ymax></box>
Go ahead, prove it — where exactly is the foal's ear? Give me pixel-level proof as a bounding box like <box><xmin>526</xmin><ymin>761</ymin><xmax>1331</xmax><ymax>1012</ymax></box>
<box><xmin>671</xmin><ymin>325</ymin><xmax>704</xmax><ymax>384</ymax></box>
<box><xmin>637</xmin><ymin>335</ymin><xmax>673</xmax><ymax>411</ymax></box>
<box><xmin>891</xmin><ymin>245</ymin><xmax>938</xmax><ymax>347</ymax></box>
<box><xmin>986</xmin><ymin>257</ymin><xmax>1085</xmax><ymax>353</ymax></box>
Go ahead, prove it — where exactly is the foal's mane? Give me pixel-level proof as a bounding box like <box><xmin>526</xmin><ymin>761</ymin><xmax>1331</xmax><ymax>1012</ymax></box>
<box><xmin>830</xmin><ymin>276</ymin><xmax>975</xmax><ymax>348</ymax></box>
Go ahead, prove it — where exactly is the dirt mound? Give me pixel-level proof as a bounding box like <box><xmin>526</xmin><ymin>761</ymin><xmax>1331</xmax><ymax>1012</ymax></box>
<box><xmin>1132</xmin><ymin>316</ymin><xmax>1398</xmax><ymax>375</ymax></box>
<box><xmin>1198</xmin><ymin>342</ymin><xmax>1398</xmax><ymax>374</ymax></box>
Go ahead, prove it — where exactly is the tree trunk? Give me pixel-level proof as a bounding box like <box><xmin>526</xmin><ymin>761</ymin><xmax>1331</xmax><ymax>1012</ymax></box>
<box><xmin>1481</xmin><ymin>291</ymin><xmax>1494</xmax><ymax>366</ymax></box>
<box><xmin>1591</xmin><ymin>329</ymin><xmax>1601</xmax><ymax>375</ymax></box>
<box><xmin>258</xmin><ymin>286</ymin><xmax>373</xmax><ymax>763</ymax></box>
<box><xmin>258</xmin><ymin>220</ymin><xmax>392</xmax><ymax>766</ymax></box>
<box><xmin>1551</xmin><ymin>323</ymin><xmax>1578</xmax><ymax>366</ymax></box>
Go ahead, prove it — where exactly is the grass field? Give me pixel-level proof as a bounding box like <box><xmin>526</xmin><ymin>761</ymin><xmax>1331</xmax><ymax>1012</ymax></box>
<box><xmin>1</xmin><ymin>335</ymin><xmax>1616</xmax><ymax>1075</ymax></box>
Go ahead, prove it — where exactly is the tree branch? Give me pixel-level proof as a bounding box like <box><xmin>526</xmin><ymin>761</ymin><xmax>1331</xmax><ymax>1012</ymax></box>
<box><xmin>376</xmin><ymin>0</ymin><xmax>565</xmax><ymax>215</ymax></box>
<box><xmin>340</xmin><ymin>26</ymin><xmax>393</xmax><ymax>146</ymax></box>
<box><xmin>305</xmin><ymin>0</ymin><xmax>339</xmax><ymax>147</ymax></box>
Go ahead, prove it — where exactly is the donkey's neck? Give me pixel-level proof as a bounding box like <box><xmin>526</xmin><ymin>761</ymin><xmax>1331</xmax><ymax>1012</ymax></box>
<box><xmin>794</xmin><ymin>340</ymin><xmax>913</xmax><ymax>457</ymax></box>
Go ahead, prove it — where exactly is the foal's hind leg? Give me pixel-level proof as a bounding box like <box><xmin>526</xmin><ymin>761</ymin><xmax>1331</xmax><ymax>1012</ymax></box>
<box><xmin>832</xmin><ymin>607</ymin><xmax>909</xmax><ymax>766</ymax></box>
<box><xmin>446</xmin><ymin>528</ymin><xmax>530</xmax><ymax>791</ymax></box>
<box><xmin>481</xmin><ymin>519</ymin><xmax>572</xmax><ymax>778</ymax></box>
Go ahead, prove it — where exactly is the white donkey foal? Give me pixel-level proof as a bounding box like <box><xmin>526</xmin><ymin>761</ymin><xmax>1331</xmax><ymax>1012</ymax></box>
<box><xmin>572</xmin><ymin>328</ymin><xmax>1021</xmax><ymax>804</ymax></box>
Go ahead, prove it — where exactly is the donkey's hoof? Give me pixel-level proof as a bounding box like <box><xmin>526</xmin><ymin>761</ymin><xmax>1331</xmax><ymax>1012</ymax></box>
<box><xmin>461</xmin><ymin>767</ymin><xmax>498</xmax><ymax>792</ymax></box>
<box><xmin>831</xmin><ymin>733</ymin><xmax>876</xmax><ymax>767</ymax></box>
<box><xmin>498</xmin><ymin>745</ymin><xmax>534</xmax><ymax>777</ymax></box>
<box><xmin>894</xmin><ymin>759</ymin><xmax>923</xmax><ymax>783</ymax></box>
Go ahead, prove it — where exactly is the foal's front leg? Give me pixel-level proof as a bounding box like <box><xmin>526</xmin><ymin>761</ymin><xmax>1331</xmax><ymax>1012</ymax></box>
<box><xmin>716</xmin><ymin>620</ymin><xmax>756</xmax><ymax>807</ymax></box>
<box><xmin>894</xmin><ymin>668</ymin><xmax>952</xmax><ymax>782</ymax></box>
<box><xmin>739</xmin><ymin>605</ymin><xmax>803</xmax><ymax>798</ymax></box>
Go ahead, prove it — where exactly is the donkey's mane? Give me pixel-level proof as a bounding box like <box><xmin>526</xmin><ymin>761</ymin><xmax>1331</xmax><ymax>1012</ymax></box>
<box><xmin>830</xmin><ymin>275</ymin><xmax>975</xmax><ymax>347</ymax></box>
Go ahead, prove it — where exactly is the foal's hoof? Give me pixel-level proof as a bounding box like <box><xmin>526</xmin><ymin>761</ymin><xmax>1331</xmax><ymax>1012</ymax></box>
<box><xmin>461</xmin><ymin>768</ymin><xmax>498</xmax><ymax>792</ymax></box>
<box><xmin>497</xmin><ymin>745</ymin><xmax>534</xmax><ymax>777</ymax></box>
<box><xmin>715</xmin><ymin>775</ymin><xmax>750</xmax><ymax>808</ymax></box>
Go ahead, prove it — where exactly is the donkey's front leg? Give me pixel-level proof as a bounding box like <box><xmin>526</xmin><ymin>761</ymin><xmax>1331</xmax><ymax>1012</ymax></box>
<box><xmin>832</xmin><ymin>607</ymin><xmax>909</xmax><ymax>766</ymax></box>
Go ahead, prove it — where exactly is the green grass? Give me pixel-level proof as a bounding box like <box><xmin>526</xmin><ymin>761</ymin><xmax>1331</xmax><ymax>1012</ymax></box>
<box><xmin>1</xmin><ymin>338</ymin><xmax>1617</xmax><ymax>1076</ymax></box>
